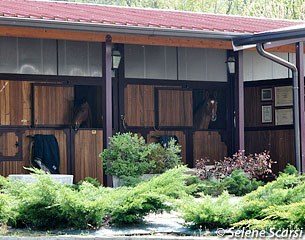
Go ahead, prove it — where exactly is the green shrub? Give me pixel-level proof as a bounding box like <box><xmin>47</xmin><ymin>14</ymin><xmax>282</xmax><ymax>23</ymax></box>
<box><xmin>222</xmin><ymin>170</ymin><xmax>264</xmax><ymax>196</ymax></box>
<box><xmin>283</xmin><ymin>163</ymin><xmax>298</xmax><ymax>175</ymax></box>
<box><xmin>146</xmin><ymin>139</ymin><xmax>182</xmax><ymax>174</ymax></box>
<box><xmin>180</xmin><ymin>192</ymin><xmax>238</xmax><ymax>229</ymax></box>
<box><xmin>188</xmin><ymin>170</ymin><xmax>263</xmax><ymax>197</ymax></box>
<box><xmin>101</xmin><ymin>132</ymin><xmax>154</xmax><ymax>178</ymax></box>
<box><xmin>101</xmin><ymin>132</ymin><xmax>182</xmax><ymax>186</ymax></box>
<box><xmin>0</xmin><ymin>193</ymin><xmax>14</xmax><ymax>226</ymax></box>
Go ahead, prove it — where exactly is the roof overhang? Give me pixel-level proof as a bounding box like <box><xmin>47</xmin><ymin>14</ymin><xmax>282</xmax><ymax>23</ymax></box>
<box><xmin>232</xmin><ymin>24</ymin><xmax>305</xmax><ymax>50</ymax></box>
<box><xmin>0</xmin><ymin>16</ymin><xmax>246</xmax><ymax>41</ymax></box>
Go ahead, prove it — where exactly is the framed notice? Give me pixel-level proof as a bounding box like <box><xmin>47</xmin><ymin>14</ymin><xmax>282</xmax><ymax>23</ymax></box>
<box><xmin>261</xmin><ymin>105</ymin><xmax>272</xmax><ymax>123</ymax></box>
<box><xmin>275</xmin><ymin>86</ymin><xmax>293</xmax><ymax>107</ymax></box>
<box><xmin>261</xmin><ymin>88</ymin><xmax>272</xmax><ymax>101</ymax></box>
<box><xmin>275</xmin><ymin>108</ymin><xmax>293</xmax><ymax>125</ymax></box>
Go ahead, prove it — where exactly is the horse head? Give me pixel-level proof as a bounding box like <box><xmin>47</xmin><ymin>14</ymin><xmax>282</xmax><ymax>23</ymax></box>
<box><xmin>72</xmin><ymin>101</ymin><xmax>91</xmax><ymax>131</ymax></box>
<box><xmin>205</xmin><ymin>91</ymin><xmax>218</xmax><ymax>122</ymax></box>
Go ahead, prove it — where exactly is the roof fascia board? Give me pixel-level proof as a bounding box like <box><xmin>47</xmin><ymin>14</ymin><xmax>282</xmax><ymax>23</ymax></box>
<box><xmin>0</xmin><ymin>17</ymin><xmax>245</xmax><ymax>41</ymax></box>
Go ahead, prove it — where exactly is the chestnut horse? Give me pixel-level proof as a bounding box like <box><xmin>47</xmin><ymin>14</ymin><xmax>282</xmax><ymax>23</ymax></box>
<box><xmin>193</xmin><ymin>91</ymin><xmax>218</xmax><ymax>129</ymax></box>
<box><xmin>72</xmin><ymin>101</ymin><xmax>92</xmax><ymax>131</ymax></box>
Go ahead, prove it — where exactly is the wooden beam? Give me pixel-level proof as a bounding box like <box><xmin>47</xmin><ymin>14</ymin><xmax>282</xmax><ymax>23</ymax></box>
<box><xmin>0</xmin><ymin>26</ymin><xmax>301</xmax><ymax>52</ymax></box>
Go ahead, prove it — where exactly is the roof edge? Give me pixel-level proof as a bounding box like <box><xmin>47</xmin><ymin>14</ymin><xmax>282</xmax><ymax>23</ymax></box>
<box><xmin>0</xmin><ymin>17</ymin><xmax>246</xmax><ymax>41</ymax></box>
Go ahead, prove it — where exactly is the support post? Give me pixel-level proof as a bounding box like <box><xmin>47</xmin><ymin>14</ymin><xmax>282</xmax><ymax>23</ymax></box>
<box><xmin>103</xmin><ymin>35</ymin><xmax>113</xmax><ymax>147</ymax></box>
<box><xmin>235</xmin><ymin>51</ymin><xmax>245</xmax><ymax>153</ymax></box>
<box><xmin>102</xmin><ymin>35</ymin><xmax>113</xmax><ymax>187</ymax></box>
<box><xmin>296</xmin><ymin>42</ymin><xmax>305</xmax><ymax>172</ymax></box>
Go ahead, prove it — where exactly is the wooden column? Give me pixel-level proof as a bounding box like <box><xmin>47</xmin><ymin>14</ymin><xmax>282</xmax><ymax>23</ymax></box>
<box><xmin>296</xmin><ymin>42</ymin><xmax>305</xmax><ymax>172</ymax></box>
<box><xmin>235</xmin><ymin>51</ymin><xmax>245</xmax><ymax>152</ymax></box>
<box><xmin>103</xmin><ymin>35</ymin><xmax>113</xmax><ymax>147</ymax></box>
<box><xmin>102</xmin><ymin>35</ymin><xmax>113</xmax><ymax>187</ymax></box>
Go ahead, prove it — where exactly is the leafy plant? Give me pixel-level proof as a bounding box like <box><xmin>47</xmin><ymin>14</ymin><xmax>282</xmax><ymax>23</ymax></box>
<box><xmin>101</xmin><ymin>132</ymin><xmax>154</xmax><ymax>178</ymax></box>
<box><xmin>189</xmin><ymin>169</ymin><xmax>263</xmax><ymax>197</ymax></box>
<box><xmin>195</xmin><ymin>150</ymin><xmax>275</xmax><ymax>181</ymax></box>
<box><xmin>100</xmin><ymin>132</ymin><xmax>182</xmax><ymax>186</ymax></box>
<box><xmin>146</xmin><ymin>139</ymin><xmax>182</xmax><ymax>174</ymax></box>
<box><xmin>180</xmin><ymin>192</ymin><xmax>238</xmax><ymax>229</ymax></box>
<box><xmin>222</xmin><ymin>170</ymin><xmax>264</xmax><ymax>196</ymax></box>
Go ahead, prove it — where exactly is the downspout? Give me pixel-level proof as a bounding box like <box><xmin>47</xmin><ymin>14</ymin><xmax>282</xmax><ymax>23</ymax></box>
<box><xmin>256</xmin><ymin>43</ymin><xmax>301</xmax><ymax>172</ymax></box>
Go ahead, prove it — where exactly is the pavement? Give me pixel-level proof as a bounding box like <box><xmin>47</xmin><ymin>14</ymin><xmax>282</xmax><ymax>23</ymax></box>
<box><xmin>0</xmin><ymin>212</ymin><xmax>216</xmax><ymax>240</ymax></box>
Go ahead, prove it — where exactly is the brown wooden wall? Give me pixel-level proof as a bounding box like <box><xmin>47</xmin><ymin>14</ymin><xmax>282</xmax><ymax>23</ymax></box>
<box><xmin>245</xmin><ymin>84</ymin><xmax>295</xmax><ymax>173</ymax></box>
<box><xmin>74</xmin><ymin>130</ymin><xmax>103</xmax><ymax>183</ymax></box>
<box><xmin>193</xmin><ymin>131</ymin><xmax>227</xmax><ymax>164</ymax></box>
<box><xmin>34</xmin><ymin>85</ymin><xmax>74</xmax><ymax>126</ymax></box>
<box><xmin>124</xmin><ymin>85</ymin><xmax>155</xmax><ymax>127</ymax></box>
<box><xmin>0</xmin><ymin>129</ymin><xmax>69</xmax><ymax>176</ymax></box>
<box><xmin>0</xmin><ymin>80</ymin><xmax>31</xmax><ymax>126</ymax></box>
<box><xmin>158</xmin><ymin>89</ymin><xmax>193</xmax><ymax>127</ymax></box>
<box><xmin>245</xmin><ymin>129</ymin><xmax>295</xmax><ymax>173</ymax></box>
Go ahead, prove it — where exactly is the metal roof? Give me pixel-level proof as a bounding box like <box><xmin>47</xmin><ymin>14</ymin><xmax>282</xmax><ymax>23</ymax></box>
<box><xmin>0</xmin><ymin>0</ymin><xmax>304</xmax><ymax>40</ymax></box>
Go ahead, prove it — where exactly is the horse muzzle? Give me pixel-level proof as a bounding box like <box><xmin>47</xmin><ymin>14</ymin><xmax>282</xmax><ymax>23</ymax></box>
<box><xmin>211</xmin><ymin>115</ymin><xmax>217</xmax><ymax>122</ymax></box>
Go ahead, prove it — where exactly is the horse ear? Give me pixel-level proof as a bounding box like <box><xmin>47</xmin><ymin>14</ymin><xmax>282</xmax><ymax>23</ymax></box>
<box><xmin>213</xmin><ymin>90</ymin><xmax>218</xmax><ymax>99</ymax></box>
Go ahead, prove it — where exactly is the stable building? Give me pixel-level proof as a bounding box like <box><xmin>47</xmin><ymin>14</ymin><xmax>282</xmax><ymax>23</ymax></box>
<box><xmin>0</xmin><ymin>0</ymin><xmax>304</xmax><ymax>185</ymax></box>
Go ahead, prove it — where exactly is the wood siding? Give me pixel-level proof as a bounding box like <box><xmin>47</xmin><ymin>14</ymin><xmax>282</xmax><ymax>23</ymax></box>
<box><xmin>147</xmin><ymin>130</ymin><xmax>186</xmax><ymax>163</ymax></box>
<box><xmin>158</xmin><ymin>89</ymin><xmax>193</xmax><ymax>127</ymax></box>
<box><xmin>245</xmin><ymin>84</ymin><xmax>295</xmax><ymax>173</ymax></box>
<box><xmin>0</xmin><ymin>80</ymin><xmax>31</xmax><ymax>126</ymax></box>
<box><xmin>193</xmin><ymin>131</ymin><xmax>227</xmax><ymax>164</ymax></box>
<box><xmin>245</xmin><ymin>130</ymin><xmax>295</xmax><ymax>173</ymax></box>
<box><xmin>0</xmin><ymin>129</ymin><xmax>68</xmax><ymax>176</ymax></box>
<box><xmin>34</xmin><ymin>85</ymin><xmax>74</xmax><ymax>126</ymax></box>
<box><xmin>124</xmin><ymin>84</ymin><xmax>155</xmax><ymax>127</ymax></box>
<box><xmin>0</xmin><ymin>132</ymin><xmax>19</xmax><ymax>157</ymax></box>
<box><xmin>74</xmin><ymin>130</ymin><xmax>103</xmax><ymax>183</ymax></box>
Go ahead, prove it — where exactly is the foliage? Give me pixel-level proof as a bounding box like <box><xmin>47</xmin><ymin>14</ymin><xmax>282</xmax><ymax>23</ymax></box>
<box><xmin>58</xmin><ymin>0</ymin><xmax>305</xmax><ymax>20</ymax></box>
<box><xmin>195</xmin><ymin>151</ymin><xmax>275</xmax><ymax>181</ymax></box>
<box><xmin>283</xmin><ymin>163</ymin><xmax>298</xmax><ymax>175</ymax></box>
<box><xmin>146</xmin><ymin>139</ymin><xmax>182</xmax><ymax>174</ymax></box>
<box><xmin>189</xmin><ymin>169</ymin><xmax>263</xmax><ymax>197</ymax></box>
<box><xmin>101</xmin><ymin>132</ymin><xmax>182</xmax><ymax>186</ymax></box>
<box><xmin>77</xmin><ymin>177</ymin><xmax>101</xmax><ymax>188</ymax></box>
<box><xmin>180</xmin><ymin>192</ymin><xmax>238</xmax><ymax>229</ymax></box>
<box><xmin>101</xmin><ymin>132</ymin><xmax>154</xmax><ymax>178</ymax></box>
<box><xmin>222</xmin><ymin>170</ymin><xmax>264</xmax><ymax>196</ymax></box>
<box><xmin>0</xmin><ymin>166</ymin><xmax>191</xmax><ymax>229</ymax></box>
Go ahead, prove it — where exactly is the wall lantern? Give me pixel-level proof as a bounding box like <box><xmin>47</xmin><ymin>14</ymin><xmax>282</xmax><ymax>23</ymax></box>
<box><xmin>112</xmin><ymin>50</ymin><xmax>121</xmax><ymax>70</ymax></box>
<box><xmin>226</xmin><ymin>56</ymin><xmax>236</xmax><ymax>74</ymax></box>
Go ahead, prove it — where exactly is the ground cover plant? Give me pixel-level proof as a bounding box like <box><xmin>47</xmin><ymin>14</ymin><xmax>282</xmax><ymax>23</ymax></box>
<box><xmin>0</xmin><ymin>166</ymin><xmax>190</xmax><ymax>230</ymax></box>
<box><xmin>180</xmin><ymin>164</ymin><xmax>305</xmax><ymax>232</ymax></box>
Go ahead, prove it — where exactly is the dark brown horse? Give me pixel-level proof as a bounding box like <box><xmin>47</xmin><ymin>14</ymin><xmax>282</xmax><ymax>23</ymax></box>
<box><xmin>72</xmin><ymin>101</ymin><xmax>92</xmax><ymax>131</ymax></box>
<box><xmin>194</xmin><ymin>91</ymin><xmax>218</xmax><ymax>129</ymax></box>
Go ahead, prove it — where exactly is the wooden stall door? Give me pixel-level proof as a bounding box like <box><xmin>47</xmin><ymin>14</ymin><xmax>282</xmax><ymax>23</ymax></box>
<box><xmin>193</xmin><ymin>131</ymin><xmax>227</xmax><ymax>164</ymax></box>
<box><xmin>74</xmin><ymin>130</ymin><xmax>103</xmax><ymax>184</ymax></box>
<box><xmin>0</xmin><ymin>80</ymin><xmax>31</xmax><ymax>126</ymax></box>
<box><xmin>34</xmin><ymin>85</ymin><xmax>74</xmax><ymax>126</ymax></box>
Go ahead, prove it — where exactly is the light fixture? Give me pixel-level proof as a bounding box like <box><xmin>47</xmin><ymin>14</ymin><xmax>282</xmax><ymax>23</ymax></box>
<box><xmin>112</xmin><ymin>50</ymin><xmax>121</xmax><ymax>70</ymax></box>
<box><xmin>226</xmin><ymin>56</ymin><xmax>236</xmax><ymax>74</ymax></box>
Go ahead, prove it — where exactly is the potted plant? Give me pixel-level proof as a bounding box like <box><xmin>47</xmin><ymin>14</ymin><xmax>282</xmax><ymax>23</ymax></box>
<box><xmin>100</xmin><ymin>132</ymin><xmax>182</xmax><ymax>187</ymax></box>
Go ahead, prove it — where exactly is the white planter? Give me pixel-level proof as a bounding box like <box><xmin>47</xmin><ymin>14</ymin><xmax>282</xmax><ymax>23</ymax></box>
<box><xmin>8</xmin><ymin>174</ymin><xmax>74</xmax><ymax>185</ymax></box>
